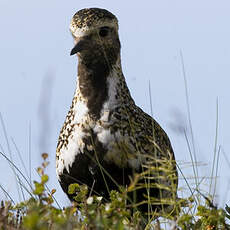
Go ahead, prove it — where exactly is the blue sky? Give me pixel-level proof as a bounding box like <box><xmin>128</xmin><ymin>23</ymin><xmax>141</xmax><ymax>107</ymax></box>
<box><xmin>0</xmin><ymin>0</ymin><xmax>230</xmax><ymax>207</ymax></box>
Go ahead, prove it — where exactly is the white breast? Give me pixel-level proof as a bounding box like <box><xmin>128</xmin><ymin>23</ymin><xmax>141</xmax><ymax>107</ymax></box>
<box><xmin>56</xmin><ymin>99</ymin><xmax>89</xmax><ymax>179</ymax></box>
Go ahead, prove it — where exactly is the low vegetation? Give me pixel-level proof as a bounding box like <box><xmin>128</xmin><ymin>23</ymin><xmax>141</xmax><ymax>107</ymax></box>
<box><xmin>0</xmin><ymin>153</ymin><xmax>230</xmax><ymax>230</ymax></box>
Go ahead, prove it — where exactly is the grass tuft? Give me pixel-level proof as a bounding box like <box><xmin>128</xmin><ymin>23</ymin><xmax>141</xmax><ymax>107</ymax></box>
<box><xmin>0</xmin><ymin>153</ymin><xmax>230</xmax><ymax>229</ymax></box>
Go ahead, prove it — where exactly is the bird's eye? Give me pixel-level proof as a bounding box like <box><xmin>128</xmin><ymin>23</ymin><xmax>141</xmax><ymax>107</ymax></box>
<box><xmin>99</xmin><ymin>27</ymin><xmax>110</xmax><ymax>37</ymax></box>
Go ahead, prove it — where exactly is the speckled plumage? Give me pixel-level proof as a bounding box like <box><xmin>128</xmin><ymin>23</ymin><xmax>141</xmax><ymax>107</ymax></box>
<box><xmin>56</xmin><ymin>8</ymin><xmax>178</xmax><ymax>213</ymax></box>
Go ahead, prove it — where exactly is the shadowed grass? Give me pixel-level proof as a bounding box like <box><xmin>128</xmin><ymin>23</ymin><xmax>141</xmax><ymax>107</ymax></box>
<box><xmin>1</xmin><ymin>151</ymin><xmax>230</xmax><ymax>230</ymax></box>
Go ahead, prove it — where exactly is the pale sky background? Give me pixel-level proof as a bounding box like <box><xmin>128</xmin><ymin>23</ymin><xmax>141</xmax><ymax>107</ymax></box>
<box><xmin>0</xmin><ymin>0</ymin><xmax>230</xmax><ymax>208</ymax></box>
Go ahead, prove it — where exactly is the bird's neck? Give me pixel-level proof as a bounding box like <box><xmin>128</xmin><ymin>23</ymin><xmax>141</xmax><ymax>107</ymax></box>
<box><xmin>74</xmin><ymin>56</ymin><xmax>133</xmax><ymax>119</ymax></box>
<box><xmin>75</xmin><ymin>56</ymin><xmax>109</xmax><ymax>119</ymax></box>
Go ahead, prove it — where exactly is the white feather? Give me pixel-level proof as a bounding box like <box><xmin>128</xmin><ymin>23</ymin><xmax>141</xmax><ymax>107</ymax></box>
<box><xmin>70</xmin><ymin>21</ymin><xmax>118</xmax><ymax>38</ymax></box>
<box><xmin>56</xmin><ymin>100</ymin><xmax>89</xmax><ymax>178</ymax></box>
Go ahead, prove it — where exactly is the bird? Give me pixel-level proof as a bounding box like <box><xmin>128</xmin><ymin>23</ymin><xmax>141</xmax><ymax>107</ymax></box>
<box><xmin>56</xmin><ymin>8</ymin><xmax>178</xmax><ymax>215</ymax></box>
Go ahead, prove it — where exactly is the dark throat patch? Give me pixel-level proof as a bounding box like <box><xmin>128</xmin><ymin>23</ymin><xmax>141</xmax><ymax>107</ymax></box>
<box><xmin>78</xmin><ymin>58</ymin><xmax>109</xmax><ymax>119</ymax></box>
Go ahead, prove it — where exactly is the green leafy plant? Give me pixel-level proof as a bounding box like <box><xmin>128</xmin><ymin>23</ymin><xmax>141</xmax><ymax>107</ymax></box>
<box><xmin>0</xmin><ymin>152</ymin><xmax>229</xmax><ymax>230</ymax></box>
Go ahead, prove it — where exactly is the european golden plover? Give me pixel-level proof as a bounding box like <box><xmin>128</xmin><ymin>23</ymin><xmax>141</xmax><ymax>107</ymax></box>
<box><xmin>56</xmin><ymin>8</ymin><xmax>178</xmax><ymax>214</ymax></box>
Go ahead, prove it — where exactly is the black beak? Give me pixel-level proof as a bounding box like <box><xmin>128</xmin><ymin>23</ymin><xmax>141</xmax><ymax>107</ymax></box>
<box><xmin>70</xmin><ymin>39</ymin><xmax>87</xmax><ymax>56</ymax></box>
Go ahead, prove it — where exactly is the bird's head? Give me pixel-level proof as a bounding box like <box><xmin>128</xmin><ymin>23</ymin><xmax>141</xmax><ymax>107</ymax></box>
<box><xmin>70</xmin><ymin>8</ymin><xmax>121</xmax><ymax>70</ymax></box>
